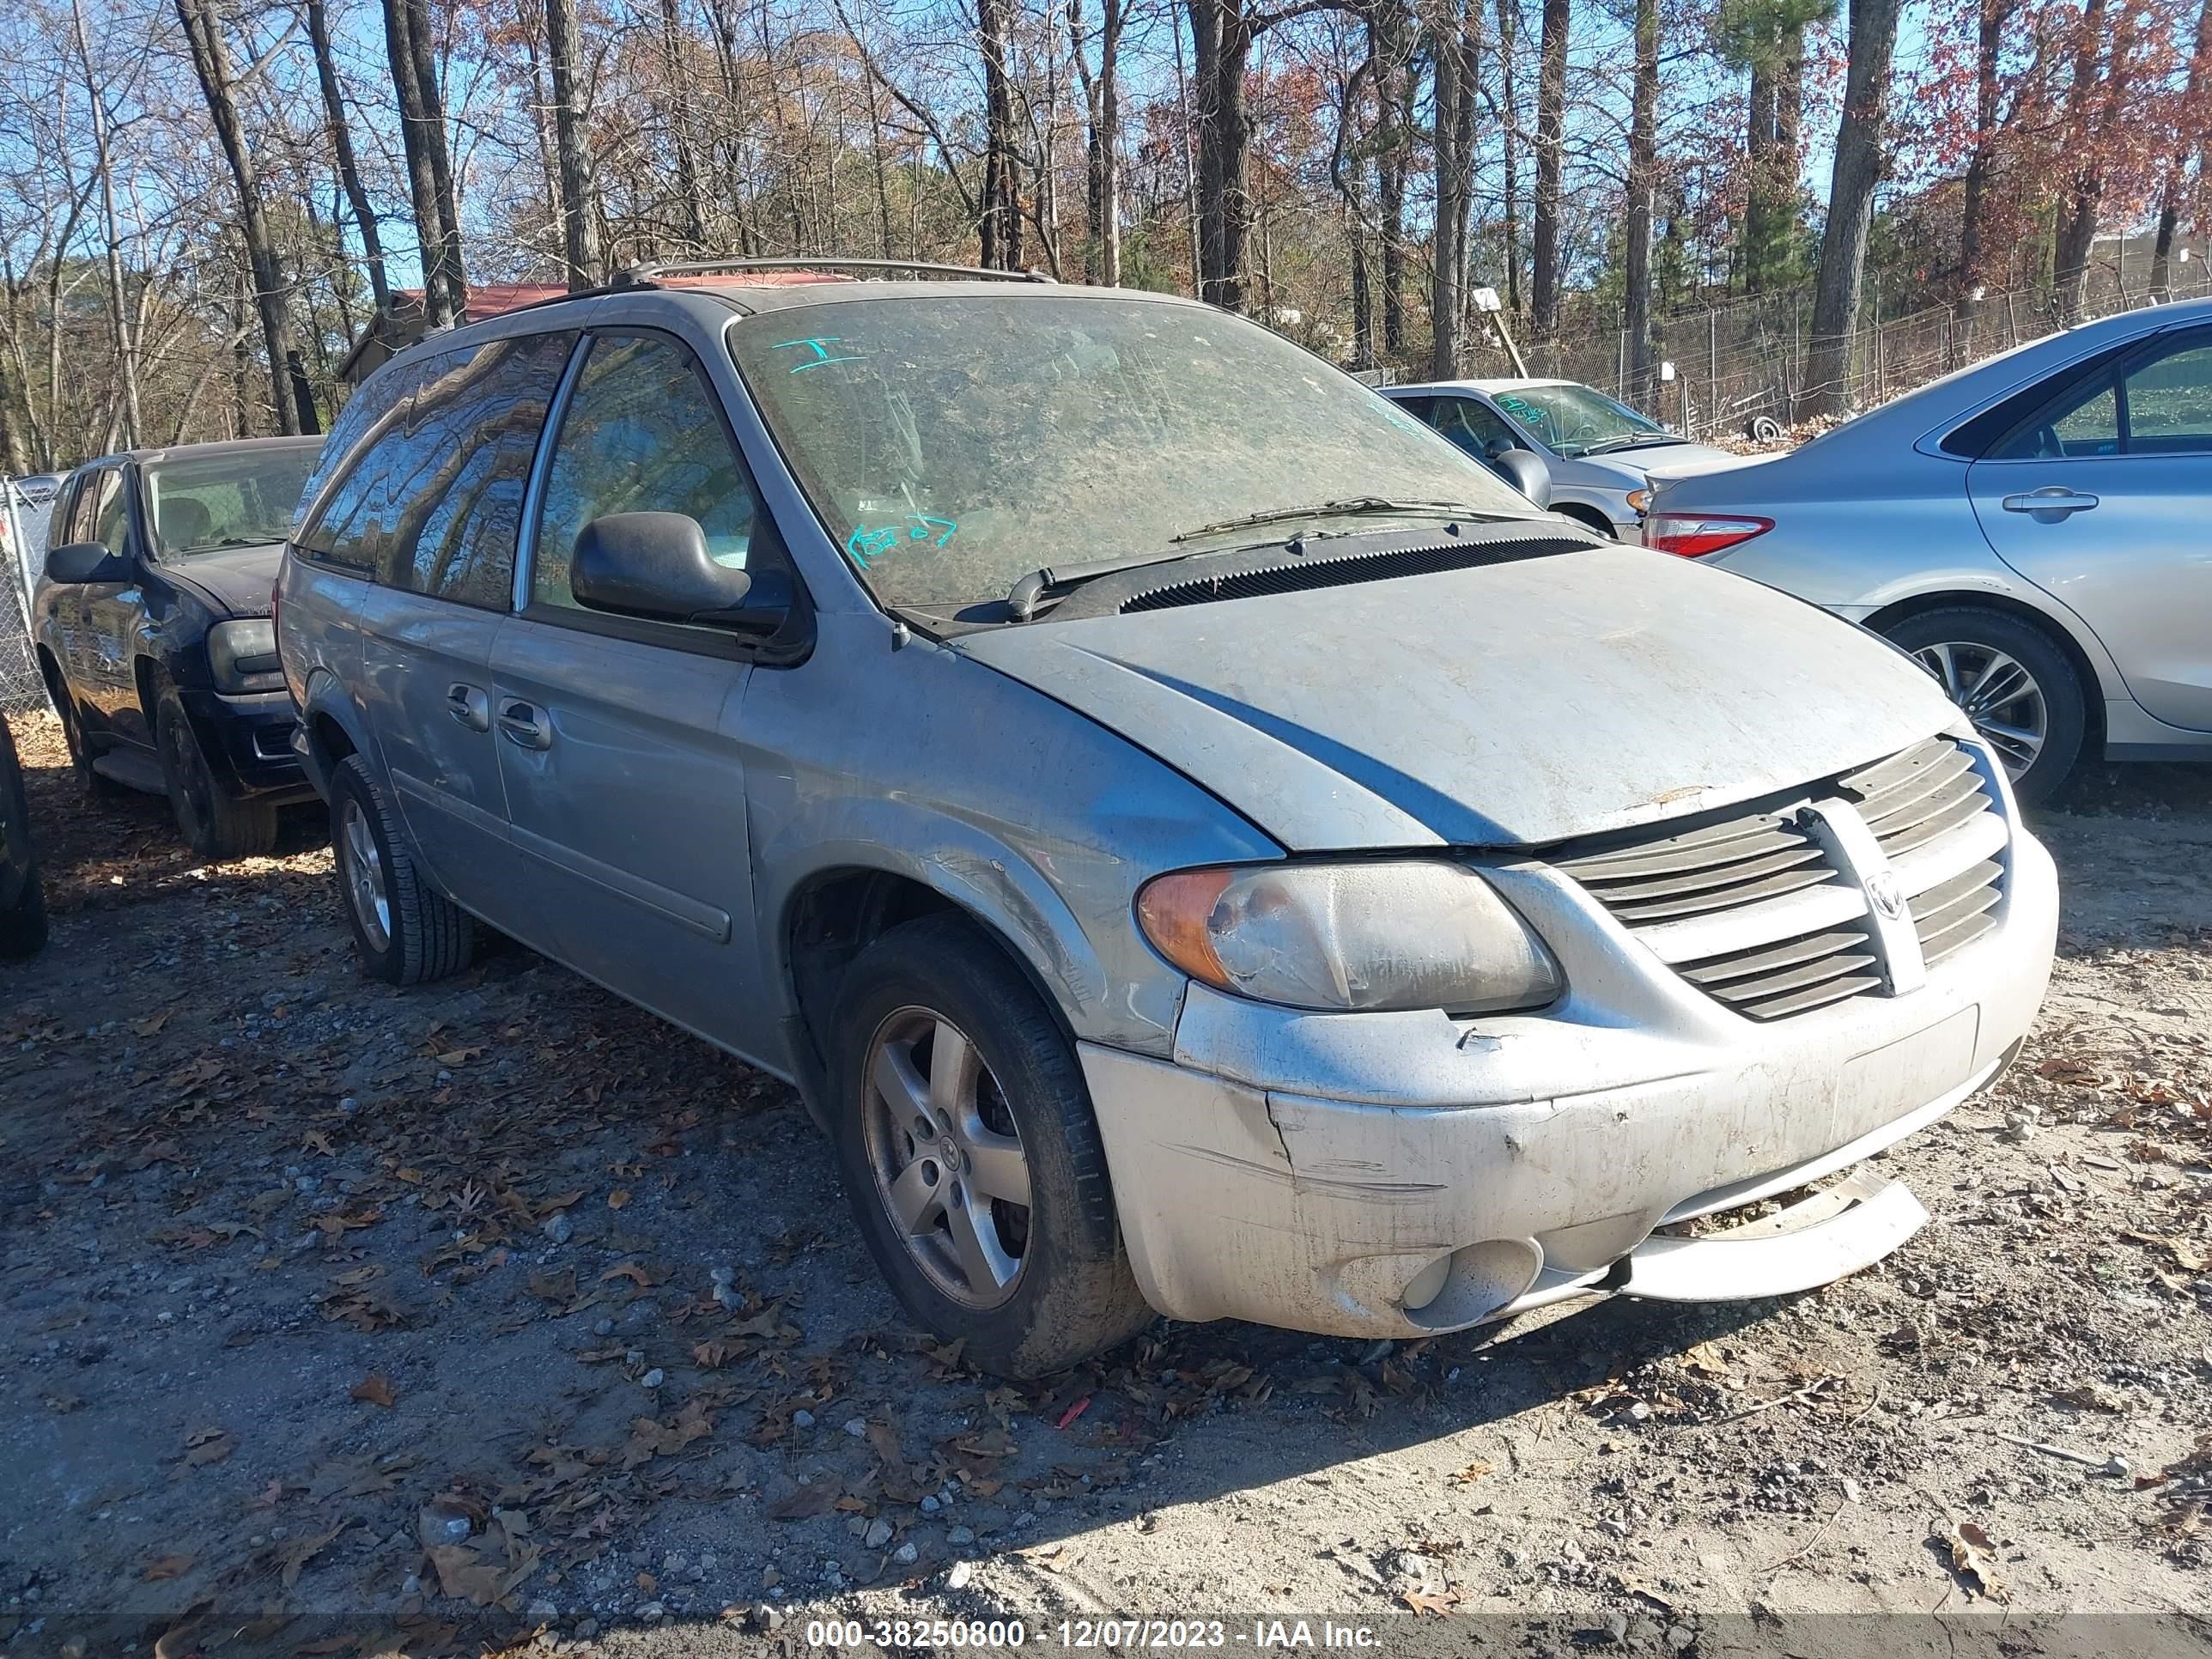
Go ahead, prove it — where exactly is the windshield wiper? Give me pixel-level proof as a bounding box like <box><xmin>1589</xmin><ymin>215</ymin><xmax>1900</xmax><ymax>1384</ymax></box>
<box><xmin>1002</xmin><ymin>497</ymin><xmax>1505</xmax><ymax>622</ymax></box>
<box><xmin>1005</xmin><ymin>551</ymin><xmax>1205</xmax><ymax>621</ymax></box>
<box><xmin>1168</xmin><ymin>495</ymin><xmax>1492</xmax><ymax>544</ymax></box>
<box><xmin>1582</xmin><ymin>434</ymin><xmax>1683</xmax><ymax>456</ymax></box>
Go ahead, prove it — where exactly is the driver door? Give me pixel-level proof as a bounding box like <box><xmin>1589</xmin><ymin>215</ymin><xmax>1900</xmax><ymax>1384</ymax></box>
<box><xmin>1967</xmin><ymin>325</ymin><xmax>2212</xmax><ymax>732</ymax></box>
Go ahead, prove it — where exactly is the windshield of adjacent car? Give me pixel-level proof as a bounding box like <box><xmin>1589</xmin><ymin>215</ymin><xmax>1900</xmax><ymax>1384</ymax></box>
<box><xmin>143</xmin><ymin>449</ymin><xmax>321</xmax><ymax>556</ymax></box>
<box><xmin>1491</xmin><ymin>383</ymin><xmax>1669</xmax><ymax>458</ymax></box>
<box><xmin>726</xmin><ymin>295</ymin><xmax>1534</xmax><ymax>609</ymax></box>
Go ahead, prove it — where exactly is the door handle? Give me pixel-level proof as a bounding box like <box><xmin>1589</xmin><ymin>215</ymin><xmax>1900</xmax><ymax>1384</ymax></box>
<box><xmin>2001</xmin><ymin>485</ymin><xmax>2099</xmax><ymax>522</ymax></box>
<box><xmin>496</xmin><ymin>698</ymin><xmax>552</xmax><ymax>750</ymax></box>
<box><xmin>446</xmin><ymin>683</ymin><xmax>489</xmax><ymax>731</ymax></box>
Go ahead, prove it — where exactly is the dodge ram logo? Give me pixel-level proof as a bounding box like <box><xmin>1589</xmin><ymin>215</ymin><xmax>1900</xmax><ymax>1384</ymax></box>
<box><xmin>1865</xmin><ymin>870</ymin><xmax>1906</xmax><ymax>921</ymax></box>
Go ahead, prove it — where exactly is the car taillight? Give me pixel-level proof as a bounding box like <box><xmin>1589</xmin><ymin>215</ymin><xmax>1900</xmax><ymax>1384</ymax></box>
<box><xmin>1645</xmin><ymin>514</ymin><xmax>1774</xmax><ymax>558</ymax></box>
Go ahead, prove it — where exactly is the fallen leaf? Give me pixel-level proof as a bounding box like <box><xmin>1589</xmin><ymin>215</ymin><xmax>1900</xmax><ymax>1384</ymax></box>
<box><xmin>606</xmin><ymin>1188</ymin><xmax>632</xmax><ymax>1210</ymax></box>
<box><xmin>301</xmin><ymin>1130</ymin><xmax>335</xmax><ymax>1158</ymax></box>
<box><xmin>183</xmin><ymin>1428</ymin><xmax>234</xmax><ymax>1468</ymax></box>
<box><xmin>1943</xmin><ymin>1519</ymin><xmax>2007</xmax><ymax>1599</ymax></box>
<box><xmin>1447</xmin><ymin>1459</ymin><xmax>1494</xmax><ymax>1485</ymax></box>
<box><xmin>527</xmin><ymin>1267</ymin><xmax>579</xmax><ymax>1304</ymax></box>
<box><xmin>1402</xmin><ymin>1588</ymin><xmax>1465</xmax><ymax>1617</ymax></box>
<box><xmin>598</xmin><ymin>1261</ymin><xmax>656</xmax><ymax>1288</ymax></box>
<box><xmin>349</xmin><ymin>1373</ymin><xmax>398</xmax><ymax>1408</ymax></box>
<box><xmin>434</xmin><ymin>1047</ymin><xmax>484</xmax><ymax>1066</ymax></box>
<box><xmin>768</xmin><ymin>1473</ymin><xmax>844</xmax><ymax>1520</ymax></box>
<box><xmin>279</xmin><ymin>1521</ymin><xmax>353</xmax><ymax>1588</ymax></box>
<box><xmin>142</xmin><ymin>1554</ymin><xmax>194</xmax><ymax>1581</ymax></box>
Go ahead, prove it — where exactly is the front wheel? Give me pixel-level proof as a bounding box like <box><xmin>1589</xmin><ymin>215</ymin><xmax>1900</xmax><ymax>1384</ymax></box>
<box><xmin>155</xmin><ymin>685</ymin><xmax>277</xmax><ymax>858</ymax></box>
<box><xmin>829</xmin><ymin>915</ymin><xmax>1151</xmax><ymax>1377</ymax></box>
<box><xmin>1880</xmin><ymin>608</ymin><xmax>2086</xmax><ymax>806</ymax></box>
<box><xmin>330</xmin><ymin>753</ymin><xmax>474</xmax><ymax>986</ymax></box>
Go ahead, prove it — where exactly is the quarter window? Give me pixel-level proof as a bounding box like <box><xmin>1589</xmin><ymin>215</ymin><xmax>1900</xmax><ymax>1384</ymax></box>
<box><xmin>1996</xmin><ymin>328</ymin><xmax>2212</xmax><ymax>459</ymax></box>
<box><xmin>530</xmin><ymin>334</ymin><xmax>767</xmax><ymax>614</ymax></box>
<box><xmin>2124</xmin><ymin>339</ymin><xmax>2212</xmax><ymax>453</ymax></box>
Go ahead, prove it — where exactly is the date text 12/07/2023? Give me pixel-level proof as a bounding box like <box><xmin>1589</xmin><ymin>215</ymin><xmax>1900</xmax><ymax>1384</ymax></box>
<box><xmin>802</xmin><ymin>1619</ymin><xmax>1382</xmax><ymax>1650</ymax></box>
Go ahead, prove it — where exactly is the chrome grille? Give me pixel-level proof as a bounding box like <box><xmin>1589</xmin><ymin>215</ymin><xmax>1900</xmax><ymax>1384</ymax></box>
<box><xmin>1553</xmin><ymin>736</ymin><xmax>2008</xmax><ymax>1020</ymax></box>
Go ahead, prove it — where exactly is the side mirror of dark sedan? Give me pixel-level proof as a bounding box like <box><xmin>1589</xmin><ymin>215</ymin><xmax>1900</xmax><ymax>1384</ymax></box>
<box><xmin>1492</xmin><ymin>448</ymin><xmax>1553</xmax><ymax>511</ymax></box>
<box><xmin>572</xmin><ymin>513</ymin><xmax>756</xmax><ymax>626</ymax></box>
<box><xmin>43</xmin><ymin>542</ymin><xmax>131</xmax><ymax>584</ymax></box>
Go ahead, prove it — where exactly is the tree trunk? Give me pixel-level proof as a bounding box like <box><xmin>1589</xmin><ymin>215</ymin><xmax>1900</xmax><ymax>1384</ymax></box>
<box><xmin>1070</xmin><ymin>0</ymin><xmax>1126</xmax><ymax>283</ymax></box>
<box><xmin>1430</xmin><ymin>3</ymin><xmax>1478</xmax><ymax>380</ymax></box>
<box><xmin>175</xmin><ymin>0</ymin><xmax>312</xmax><ymax>435</ymax></box>
<box><xmin>1954</xmin><ymin>0</ymin><xmax>2011</xmax><ymax>301</ymax></box>
<box><xmin>381</xmin><ymin>0</ymin><xmax>463</xmax><ymax>324</ymax></box>
<box><xmin>1624</xmin><ymin>0</ymin><xmax>1656</xmax><ymax>405</ymax></box>
<box><xmin>70</xmin><ymin>0</ymin><xmax>142</xmax><ymax>447</ymax></box>
<box><xmin>2150</xmin><ymin>0</ymin><xmax>2212</xmax><ymax>301</ymax></box>
<box><xmin>306</xmin><ymin>0</ymin><xmax>392</xmax><ymax>319</ymax></box>
<box><xmin>1530</xmin><ymin>0</ymin><xmax>1568</xmax><ymax>338</ymax></box>
<box><xmin>1370</xmin><ymin>2</ymin><xmax>1410</xmax><ymax>355</ymax></box>
<box><xmin>979</xmin><ymin>0</ymin><xmax>1023</xmax><ymax>269</ymax></box>
<box><xmin>1495</xmin><ymin>0</ymin><xmax>1522</xmax><ymax>319</ymax></box>
<box><xmin>545</xmin><ymin>0</ymin><xmax>602</xmax><ymax>287</ymax></box>
<box><xmin>658</xmin><ymin>0</ymin><xmax>708</xmax><ymax>252</ymax></box>
<box><xmin>2050</xmin><ymin>0</ymin><xmax>2110</xmax><ymax>319</ymax></box>
<box><xmin>1797</xmin><ymin>0</ymin><xmax>1901</xmax><ymax>420</ymax></box>
<box><xmin>406</xmin><ymin>0</ymin><xmax>467</xmax><ymax>312</ymax></box>
<box><xmin>1188</xmin><ymin>0</ymin><xmax>1260</xmax><ymax>310</ymax></box>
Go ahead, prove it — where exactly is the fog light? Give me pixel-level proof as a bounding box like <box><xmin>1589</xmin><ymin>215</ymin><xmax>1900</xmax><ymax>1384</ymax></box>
<box><xmin>1398</xmin><ymin>1239</ymin><xmax>1545</xmax><ymax>1331</ymax></box>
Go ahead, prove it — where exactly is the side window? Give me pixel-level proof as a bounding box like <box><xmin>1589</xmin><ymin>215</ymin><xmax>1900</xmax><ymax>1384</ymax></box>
<box><xmin>382</xmin><ymin>332</ymin><xmax>574</xmax><ymax>609</ymax></box>
<box><xmin>1437</xmin><ymin>398</ymin><xmax>1514</xmax><ymax>453</ymax></box>
<box><xmin>530</xmin><ymin>333</ymin><xmax>769</xmax><ymax>615</ymax></box>
<box><xmin>292</xmin><ymin>351</ymin><xmax>458</xmax><ymax>574</ymax></box>
<box><xmin>91</xmin><ymin>470</ymin><xmax>130</xmax><ymax>555</ymax></box>
<box><xmin>1389</xmin><ymin>396</ymin><xmax>1433</xmax><ymax>422</ymax></box>
<box><xmin>2121</xmin><ymin>335</ymin><xmax>2212</xmax><ymax>454</ymax></box>
<box><xmin>57</xmin><ymin>476</ymin><xmax>95</xmax><ymax>545</ymax></box>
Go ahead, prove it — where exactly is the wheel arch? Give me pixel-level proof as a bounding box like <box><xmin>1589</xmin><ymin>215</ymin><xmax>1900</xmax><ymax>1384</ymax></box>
<box><xmin>780</xmin><ymin>860</ymin><xmax>1091</xmax><ymax>1133</ymax></box>
<box><xmin>1860</xmin><ymin>589</ymin><xmax>2111</xmax><ymax>757</ymax></box>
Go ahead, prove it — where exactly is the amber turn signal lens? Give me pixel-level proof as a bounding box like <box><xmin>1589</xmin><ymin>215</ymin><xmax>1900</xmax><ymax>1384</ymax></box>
<box><xmin>1134</xmin><ymin>866</ymin><xmax>1236</xmax><ymax>986</ymax></box>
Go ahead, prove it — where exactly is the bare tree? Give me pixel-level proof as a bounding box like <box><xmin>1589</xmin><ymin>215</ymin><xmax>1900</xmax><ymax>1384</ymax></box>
<box><xmin>1068</xmin><ymin>0</ymin><xmax>1127</xmax><ymax>283</ymax></box>
<box><xmin>1798</xmin><ymin>0</ymin><xmax>1901</xmax><ymax>418</ymax></box>
<box><xmin>1529</xmin><ymin>0</ymin><xmax>1566</xmax><ymax>337</ymax></box>
<box><xmin>545</xmin><ymin>0</ymin><xmax>603</xmax><ymax>285</ymax></box>
<box><xmin>305</xmin><ymin>0</ymin><xmax>392</xmax><ymax>319</ymax></box>
<box><xmin>1623</xmin><ymin>0</ymin><xmax>1656</xmax><ymax>404</ymax></box>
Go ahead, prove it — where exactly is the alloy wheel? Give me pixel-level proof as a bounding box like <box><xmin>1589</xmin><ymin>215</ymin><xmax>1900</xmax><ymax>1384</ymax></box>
<box><xmin>339</xmin><ymin>797</ymin><xmax>392</xmax><ymax>952</ymax></box>
<box><xmin>1911</xmin><ymin>641</ymin><xmax>2046</xmax><ymax>779</ymax></box>
<box><xmin>860</xmin><ymin>1006</ymin><xmax>1032</xmax><ymax>1310</ymax></box>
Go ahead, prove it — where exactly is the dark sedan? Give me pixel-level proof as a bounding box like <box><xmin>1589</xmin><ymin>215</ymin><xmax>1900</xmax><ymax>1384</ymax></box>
<box><xmin>33</xmin><ymin>437</ymin><xmax>323</xmax><ymax>858</ymax></box>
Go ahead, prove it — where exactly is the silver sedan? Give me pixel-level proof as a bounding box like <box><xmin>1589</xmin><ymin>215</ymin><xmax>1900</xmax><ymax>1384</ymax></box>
<box><xmin>1646</xmin><ymin>297</ymin><xmax>2212</xmax><ymax>803</ymax></box>
<box><xmin>1384</xmin><ymin>377</ymin><xmax>1742</xmax><ymax>540</ymax></box>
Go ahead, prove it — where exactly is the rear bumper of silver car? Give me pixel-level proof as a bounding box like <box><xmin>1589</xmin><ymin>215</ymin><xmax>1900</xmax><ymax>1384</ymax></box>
<box><xmin>1079</xmin><ymin>830</ymin><xmax>2056</xmax><ymax>1340</ymax></box>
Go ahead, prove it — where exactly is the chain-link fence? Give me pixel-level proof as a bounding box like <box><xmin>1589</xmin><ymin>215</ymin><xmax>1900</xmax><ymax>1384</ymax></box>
<box><xmin>1508</xmin><ymin>258</ymin><xmax>2212</xmax><ymax>442</ymax></box>
<box><xmin>2</xmin><ymin>481</ymin><xmax>54</xmax><ymax>716</ymax></box>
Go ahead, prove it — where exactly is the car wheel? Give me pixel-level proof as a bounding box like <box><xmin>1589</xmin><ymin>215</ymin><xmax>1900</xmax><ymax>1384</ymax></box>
<box><xmin>155</xmin><ymin>685</ymin><xmax>277</xmax><ymax>859</ymax></box>
<box><xmin>0</xmin><ymin>867</ymin><xmax>48</xmax><ymax>960</ymax></box>
<box><xmin>331</xmin><ymin>753</ymin><xmax>474</xmax><ymax>986</ymax></box>
<box><xmin>0</xmin><ymin>722</ymin><xmax>47</xmax><ymax>960</ymax></box>
<box><xmin>48</xmin><ymin>674</ymin><xmax>127</xmax><ymax>800</ymax></box>
<box><xmin>1881</xmin><ymin>607</ymin><xmax>2086</xmax><ymax>806</ymax></box>
<box><xmin>829</xmin><ymin>915</ymin><xmax>1152</xmax><ymax>1378</ymax></box>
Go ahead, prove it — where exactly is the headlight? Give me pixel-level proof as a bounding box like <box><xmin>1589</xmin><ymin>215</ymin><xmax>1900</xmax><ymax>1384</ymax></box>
<box><xmin>1135</xmin><ymin>860</ymin><xmax>1562</xmax><ymax>1014</ymax></box>
<box><xmin>208</xmin><ymin>618</ymin><xmax>280</xmax><ymax>690</ymax></box>
<box><xmin>1624</xmin><ymin>488</ymin><xmax>1651</xmax><ymax>515</ymax></box>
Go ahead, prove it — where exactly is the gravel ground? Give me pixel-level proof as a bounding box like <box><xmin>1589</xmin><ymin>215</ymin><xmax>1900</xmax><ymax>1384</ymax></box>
<box><xmin>1</xmin><ymin>708</ymin><xmax>2207</xmax><ymax>1659</ymax></box>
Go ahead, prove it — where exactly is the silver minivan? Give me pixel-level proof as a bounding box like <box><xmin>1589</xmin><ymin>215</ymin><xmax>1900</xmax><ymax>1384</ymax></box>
<box><xmin>277</xmin><ymin>263</ymin><xmax>2057</xmax><ymax>1377</ymax></box>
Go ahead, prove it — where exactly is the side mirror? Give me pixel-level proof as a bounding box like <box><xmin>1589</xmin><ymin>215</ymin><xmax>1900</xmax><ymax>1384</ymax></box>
<box><xmin>571</xmin><ymin>513</ymin><xmax>755</xmax><ymax>626</ymax></box>
<box><xmin>1485</xmin><ymin>434</ymin><xmax>1521</xmax><ymax>461</ymax></box>
<box><xmin>1492</xmin><ymin>448</ymin><xmax>1553</xmax><ymax>510</ymax></box>
<box><xmin>43</xmin><ymin>542</ymin><xmax>130</xmax><ymax>584</ymax></box>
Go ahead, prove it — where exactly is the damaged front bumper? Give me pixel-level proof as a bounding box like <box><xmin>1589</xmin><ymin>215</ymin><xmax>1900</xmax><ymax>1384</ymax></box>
<box><xmin>1080</xmin><ymin>830</ymin><xmax>2057</xmax><ymax>1340</ymax></box>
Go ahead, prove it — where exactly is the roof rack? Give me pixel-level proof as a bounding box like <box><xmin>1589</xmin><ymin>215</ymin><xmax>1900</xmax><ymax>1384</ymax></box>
<box><xmin>615</xmin><ymin>258</ymin><xmax>1055</xmax><ymax>286</ymax></box>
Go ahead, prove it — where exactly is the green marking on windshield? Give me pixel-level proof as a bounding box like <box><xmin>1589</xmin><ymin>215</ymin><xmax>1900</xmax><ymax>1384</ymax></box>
<box><xmin>772</xmin><ymin>337</ymin><xmax>865</xmax><ymax>374</ymax></box>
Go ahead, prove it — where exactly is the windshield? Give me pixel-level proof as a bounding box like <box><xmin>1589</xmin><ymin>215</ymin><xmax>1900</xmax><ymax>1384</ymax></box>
<box><xmin>727</xmin><ymin>296</ymin><xmax>1534</xmax><ymax>610</ymax></box>
<box><xmin>1491</xmin><ymin>383</ymin><xmax>1669</xmax><ymax>458</ymax></box>
<box><xmin>144</xmin><ymin>448</ymin><xmax>320</xmax><ymax>556</ymax></box>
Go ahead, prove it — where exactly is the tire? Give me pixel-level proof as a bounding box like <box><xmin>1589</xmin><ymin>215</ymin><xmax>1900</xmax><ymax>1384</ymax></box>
<box><xmin>330</xmin><ymin>752</ymin><xmax>474</xmax><ymax>985</ymax></box>
<box><xmin>155</xmin><ymin>684</ymin><xmax>278</xmax><ymax>859</ymax></box>
<box><xmin>828</xmin><ymin>915</ymin><xmax>1152</xmax><ymax>1378</ymax></box>
<box><xmin>1880</xmin><ymin>606</ymin><xmax>2087</xmax><ymax>807</ymax></box>
<box><xmin>46</xmin><ymin>670</ymin><xmax>128</xmax><ymax>800</ymax></box>
<box><xmin>0</xmin><ymin>720</ymin><xmax>47</xmax><ymax>960</ymax></box>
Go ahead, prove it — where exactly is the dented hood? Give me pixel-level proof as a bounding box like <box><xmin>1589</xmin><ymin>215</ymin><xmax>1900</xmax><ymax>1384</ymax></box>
<box><xmin>951</xmin><ymin>544</ymin><xmax>1958</xmax><ymax>851</ymax></box>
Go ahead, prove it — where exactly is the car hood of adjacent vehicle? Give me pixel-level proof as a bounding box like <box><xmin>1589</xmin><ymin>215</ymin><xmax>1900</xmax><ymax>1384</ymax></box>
<box><xmin>951</xmin><ymin>543</ymin><xmax>1960</xmax><ymax>852</ymax></box>
<box><xmin>164</xmin><ymin>539</ymin><xmax>284</xmax><ymax>618</ymax></box>
<box><xmin>1570</xmin><ymin>442</ymin><xmax>1742</xmax><ymax>485</ymax></box>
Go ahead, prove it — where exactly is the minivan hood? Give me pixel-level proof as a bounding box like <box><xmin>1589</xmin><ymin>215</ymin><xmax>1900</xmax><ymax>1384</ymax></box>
<box><xmin>953</xmin><ymin>544</ymin><xmax>1957</xmax><ymax>851</ymax></box>
<box><xmin>164</xmin><ymin>539</ymin><xmax>284</xmax><ymax>618</ymax></box>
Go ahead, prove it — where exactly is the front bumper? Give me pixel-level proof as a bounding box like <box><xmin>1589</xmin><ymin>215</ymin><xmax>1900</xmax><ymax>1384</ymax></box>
<box><xmin>1081</xmin><ymin>830</ymin><xmax>2057</xmax><ymax>1340</ymax></box>
<box><xmin>179</xmin><ymin>686</ymin><xmax>315</xmax><ymax>804</ymax></box>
